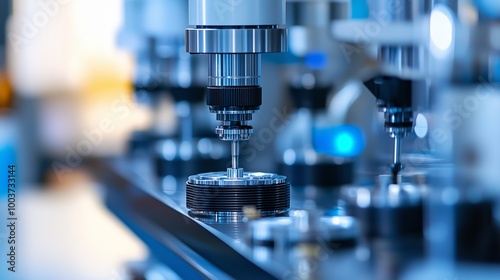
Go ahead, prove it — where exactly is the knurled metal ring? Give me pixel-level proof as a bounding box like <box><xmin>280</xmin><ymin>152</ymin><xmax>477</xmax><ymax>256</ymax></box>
<box><xmin>385</xmin><ymin>126</ymin><xmax>413</xmax><ymax>138</ymax></box>
<box><xmin>215</xmin><ymin>126</ymin><xmax>253</xmax><ymax>141</ymax></box>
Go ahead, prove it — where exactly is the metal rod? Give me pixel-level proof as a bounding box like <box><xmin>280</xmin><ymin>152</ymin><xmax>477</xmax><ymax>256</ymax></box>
<box><xmin>231</xmin><ymin>141</ymin><xmax>239</xmax><ymax>170</ymax></box>
<box><xmin>391</xmin><ymin>136</ymin><xmax>402</xmax><ymax>184</ymax></box>
<box><xmin>393</xmin><ymin>136</ymin><xmax>401</xmax><ymax>166</ymax></box>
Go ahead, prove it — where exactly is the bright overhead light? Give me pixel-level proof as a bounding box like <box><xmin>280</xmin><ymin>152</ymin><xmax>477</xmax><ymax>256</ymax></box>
<box><xmin>430</xmin><ymin>5</ymin><xmax>454</xmax><ymax>57</ymax></box>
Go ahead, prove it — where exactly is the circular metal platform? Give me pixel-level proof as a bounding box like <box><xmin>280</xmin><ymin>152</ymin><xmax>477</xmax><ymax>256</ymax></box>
<box><xmin>186</xmin><ymin>171</ymin><xmax>290</xmax><ymax>217</ymax></box>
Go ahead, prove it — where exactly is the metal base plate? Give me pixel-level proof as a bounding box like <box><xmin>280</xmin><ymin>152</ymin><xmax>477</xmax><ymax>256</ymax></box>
<box><xmin>186</xmin><ymin>171</ymin><xmax>290</xmax><ymax>217</ymax></box>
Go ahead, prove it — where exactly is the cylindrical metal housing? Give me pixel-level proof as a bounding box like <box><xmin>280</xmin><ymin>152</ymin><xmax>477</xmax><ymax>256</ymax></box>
<box><xmin>379</xmin><ymin>46</ymin><xmax>424</xmax><ymax>77</ymax></box>
<box><xmin>189</xmin><ymin>0</ymin><xmax>286</xmax><ymax>26</ymax></box>
<box><xmin>367</xmin><ymin>0</ymin><xmax>430</xmax><ymax>78</ymax></box>
<box><xmin>208</xmin><ymin>54</ymin><xmax>261</xmax><ymax>87</ymax></box>
<box><xmin>367</xmin><ymin>0</ymin><xmax>430</xmax><ymax>22</ymax></box>
<box><xmin>186</xmin><ymin>0</ymin><xmax>288</xmax><ymax>144</ymax></box>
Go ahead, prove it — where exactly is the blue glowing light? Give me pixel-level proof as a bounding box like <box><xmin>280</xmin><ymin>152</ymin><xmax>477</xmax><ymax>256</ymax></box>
<box><xmin>335</xmin><ymin>133</ymin><xmax>355</xmax><ymax>154</ymax></box>
<box><xmin>314</xmin><ymin>125</ymin><xmax>365</xmax><ymax>158</ymax></box>
<box><xmin>305</xmin><ymin>51</ymin><xmax>328</xmax><ymax>70</ymax></box>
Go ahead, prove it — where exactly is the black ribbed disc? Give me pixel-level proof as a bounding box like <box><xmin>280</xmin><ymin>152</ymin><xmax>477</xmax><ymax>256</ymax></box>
<box><xmin>186</xmin><ymin>182</ymin><xmax>290</xmax><ymax>213</ymax></box>
<box><xmin>207</xmin><ymin>86</ymin><xmax>262</xmax><ymax>108</ymax></box>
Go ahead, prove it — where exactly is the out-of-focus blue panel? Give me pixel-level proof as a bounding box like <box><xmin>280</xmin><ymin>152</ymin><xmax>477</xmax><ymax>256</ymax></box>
<box><xmin>314</xmin><ymin>125</ymin><xmax>365</xmax><ymax>158</ymax></box>
<box><xmin>352</xmin><ymin>0</ymin><xmax>369</xmax><ymax>19</ymax></box>
<box><xmin>473</xmin><ymin>0</ymin><xmax>500</xmax><ymax>19</ymax></box>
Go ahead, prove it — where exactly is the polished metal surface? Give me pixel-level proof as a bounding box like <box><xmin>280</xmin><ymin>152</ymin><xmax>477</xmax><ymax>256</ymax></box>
<box><xmin>231</xmin><ymin>141</ymin><xmax>240</xmax><ymax>170</ymax></box>
<box><xmin>185</xmin><ymin>28</ymin><xmax>288</xmax><ymax>54</ymax></box>
<box><xmin>188</xmin><ymin>171</ymin><xmax>288</xmax><ymax>186</ymax></box>
<box><xmin>208</xmin><ymin>54</ymin><xmax>261</xmax><ymax>87</ymax></box>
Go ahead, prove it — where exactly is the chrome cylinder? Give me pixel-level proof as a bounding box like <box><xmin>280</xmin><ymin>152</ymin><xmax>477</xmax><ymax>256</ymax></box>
<box><xmin>231</xmin><ymin>141</ymin><xmax>239</xmax><ymax>170</ymax></box>
<box><xmin>379</xmin><ymin>46</ymin><xmax>424</xmax><ymax>78</ymax></box>
<box><xmin>368</xmin><ymin>0</ymin><xmax>430</xmax><ymax>77</ymax></box>
<box><xmin>367</xmin><ymin>0</ymin><xmax>430</xmax><ymax>21</ymax></box>
<box><xmin>186</xmin><ymin>28</ymin><xmax>288</xmax><ymax>54</ymax></box>
<box><xmin>208</xmin><ymin>54</ymin><xmax>261</xmax><ymax>87</ymax></box>
<box><xmin>188</xmin><ymin>0</ymin><xmax>286</xmax><ymax>26</ymax></box>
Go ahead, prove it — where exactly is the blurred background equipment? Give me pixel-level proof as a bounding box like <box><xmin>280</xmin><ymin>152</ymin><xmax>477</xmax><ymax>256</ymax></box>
<box><xmin>4</xmin><ymin>0</ymin><xmax>500</xmax><ymax>279</ymax></box>
<box><xmin>0</xmin><ymin>0</ymin><xmax>10</xmax><ymax>109</ymax></box>
<box><xmin>3</xmin><ymin>2</ymin><xmax>149</xmax><ymax>280</ymax></box>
